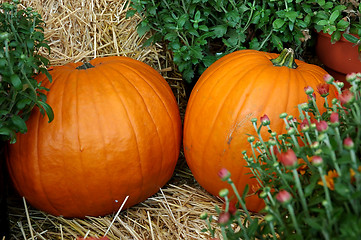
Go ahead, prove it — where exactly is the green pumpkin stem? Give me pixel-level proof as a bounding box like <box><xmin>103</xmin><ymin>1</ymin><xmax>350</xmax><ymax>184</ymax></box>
<box><xmin>76</xmin><ymin>62</ymin><xmax>95</xmax><ymax>70</ymax></box>
<box><xmin>271</xmin><ymin>48</ymin><xmax>298</xmax><ymax>69</ymax></box>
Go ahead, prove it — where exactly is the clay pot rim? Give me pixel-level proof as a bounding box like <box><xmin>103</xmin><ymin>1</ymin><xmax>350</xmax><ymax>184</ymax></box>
<box><xmin>316</xmin><ymin>30</ymin><xmax>358</xmax><ymax>44</ymax></box>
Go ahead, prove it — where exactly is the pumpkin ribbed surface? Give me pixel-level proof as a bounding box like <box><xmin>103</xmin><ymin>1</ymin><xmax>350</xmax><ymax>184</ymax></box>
<box><xmin>183</xmin><ymin>49</ymin><xmax>336</xmax><ymax>212</ymax></box>
<box><xmin>7</xmin><ymin>56</ymin><xmax>182</xmax><ymax>218</ymax></box>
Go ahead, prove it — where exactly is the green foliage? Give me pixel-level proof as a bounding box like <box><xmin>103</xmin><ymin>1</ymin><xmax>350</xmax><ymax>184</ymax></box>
<box><xmin>0</xmin><ymin>0</ymin><xmax>53</xmax><ymax>144</ymax></box>
<box><xmin>127</xmin><ymin>0</ymin><xmax>361</xmax><ymax>83</ymax></box>
<box><xmin>313</xmin><ymin>0</ymin><xmax>360</xmax><ymax>44</ymax></box>
<box><xmin>127</xmin><ymin>0</ymin><xmax>317</xmax><ymax>83</ymax></box>
<box><xmin>202</xmin><ymin>73</ymin><xmax>361</xmax><ymax>239</ymax></box>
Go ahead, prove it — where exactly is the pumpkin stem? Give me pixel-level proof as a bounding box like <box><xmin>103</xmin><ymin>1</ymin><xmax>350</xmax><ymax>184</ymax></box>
<box><xmin>271</xmin><ymin>48</ymin><xmax>298</xmax><ymax>69</ymax></box>
<box><xmin>76</xmin><ymin>62</ymin><xmax>95</xmax><ymax>70</ymax></box>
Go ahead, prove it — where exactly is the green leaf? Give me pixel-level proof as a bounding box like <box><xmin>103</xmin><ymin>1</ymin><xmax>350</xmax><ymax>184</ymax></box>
<box><xmin>178</xmin><ymin>14</ymin><xmax>189</xmax><ymax>28</ymax></box>
<box><xmin>198</xmin><ymin>25</ymin><xmax>208</xmax><ymax>32</ymax></box>
<box><xmin>329</xmin><ymin>10</ymin><xmax>340</xmax><ymax>23</ymax></box>
<box><xmin>26</xmin><ymin>38</ymin><xmax>34</xmax><ymax>49</ymax></box>
<box><xmin>169</xmin><ymin>41</ymin><xmax>181</xmax><ymax>50</ymax></box>
<box><xmin>285</xmin><ymin>11</ymin><xmax>299</xmax><ymax>23</ymax></box>
<box><xmin>164</xmin><ymin>32</ymin><xmax>178</xmax><ymax>41</ymax></box>
<box><xmin>11</xmin><ymin>115</ymin><xmax>27</xmax><ymax>133</ymax></box>
<box><xmin>125</xmin><ymin>9</ymin><xmax>136</xmax><ymax>18</ymax></box>
<box><xmin>304</xmin><ymin>218</ymin><xmax>323</xmax><ymax>231</ymax></box>
<box><xmin>10</xmin><ymin>74</ymin><xmax>22</xmax><ymax>91</ymax></box>
<box><xmin>273</xmin><ymin>19</ymin><xmax>285</xmax><ymax>29</ymax></box>
<box><xmin>331</xmin><ymin>31</ymin><xmax>341</xmax><ymax>43</ymax></box>
<box><xmin>336</xmin><ymin>20</ymin><xmax>349</xmax><ymax>31</ymax></box>
<box><xmin>16</xmin><ymin>98</ymin><xmax>32</xmax><ymax>109</ymax></box>
<box><xmin>0</xmin><ymin>58</ymin><xmax>7</xmax><ymax>67</ymax></box>
<box><xmin>0</xmin><ymin>127</ymin><xmax>16</xmax><ymax>144</ymax></box>
<box><xmin>39</xmin><ymin>67</ymin><xmax>53</xmax><ymax>83</ymax></box>
<box><xmin>211</xmin><ymin>25</ymin><xmax>227</xmax><ymax>38</ymax></box>
<box><xmin>316</xmin><ymin>20</ymin><xmax>328</xmax><ymax>26</ymax></box>
<box><xmin>343</xmin><ymin>33</ymin><xmax>360</xmax><ymax>44</ymax></box>
<box><xmin>136</xmin><ymin>22</ymin><xmax>150</xmax><ymax>37</ymax></box>
<box><xmin>182</xmin><ymin>68</ymin><xmax>195</xmax><ymax>83</ymax></box>
<box><xmin>37</xmin><ymin>100</ymin><xmax>54</xmax><ymax>123</ymax></box>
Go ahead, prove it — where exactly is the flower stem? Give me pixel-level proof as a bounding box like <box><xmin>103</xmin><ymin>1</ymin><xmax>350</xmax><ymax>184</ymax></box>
<box><xmin>236</xmin><ymin>217</ymin><xmax>250</xmax><ymax>240</ymax></box>
<box><xmin>267</xmin><ymin>220</ymin><xmax>278</xmax><ymax>240</ymax></box>
<box><xmin>292</xmin><ymin>169</ymin><xmax>309</xmax><ymax>218</ymax></box>
<box><xmin>286</xmin><ymin>203</ymin><xmax>303</xmax><ymax>237</ymax></box>
<box><xmin>324</xmin><ymin>136</ymin><xmax>342</xmax><ymax>176</ymax></box>
<box><xmin>227</xmin><ymin>179</ymin><xmax>253</xmax><ymax>222</ymax></box>
<box><xmin>318</xmin><ymin>167</ymin><xmax>333</xmax><ymax>220</ymax></box>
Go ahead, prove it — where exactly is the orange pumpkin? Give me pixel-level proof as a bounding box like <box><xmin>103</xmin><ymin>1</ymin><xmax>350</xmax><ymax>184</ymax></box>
<box><xmin>183</xmin><ymin>49</ymin><xmax>336</xmax><ymax>212</ymax></box>
<box><xmin>7</xmin><ymin>56</ymin><xmax>182</xmax><ymax>218</ymax></box>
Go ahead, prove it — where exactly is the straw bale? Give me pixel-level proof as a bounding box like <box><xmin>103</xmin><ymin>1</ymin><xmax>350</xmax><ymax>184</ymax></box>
<box><xmin>8</xmin><ymin>175</ymin><xmax>226</xmax><ymax>239</ymax></box>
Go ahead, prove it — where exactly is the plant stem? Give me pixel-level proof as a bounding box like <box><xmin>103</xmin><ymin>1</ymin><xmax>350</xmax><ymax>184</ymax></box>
<box><xmin>318</xmin><ymin>167</ymin><xmax>333</xmax><ymax>221</ymax></box>
<box><xmin>267</xmin><ymin>220</ymin><xmax>278</xmax><ymax>240</ymax></box>
<box><xmin>286</xmin><ymin>203</ymin><xmax>303</xmax><ymax>238</ymax></box>
<box><xmin>236</xmin><ymin>217</ymin><xmax>250</xmax><ymax>240</ymax></box>
<box><xmin>292</xmin><ymin>169</ymin><xmax>310</xmax><ymax>218</ymax></box>
<box><xmin>227</xmin><ymin>179</ymin><xmax>253</xmax><ymax>222</ymax></box>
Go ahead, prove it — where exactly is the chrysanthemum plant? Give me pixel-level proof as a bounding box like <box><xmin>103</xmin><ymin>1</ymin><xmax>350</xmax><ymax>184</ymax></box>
<box><xmin>201</xmin><ymin>73</ymin><xmax>361</xmax><ymax>239</ymax></box>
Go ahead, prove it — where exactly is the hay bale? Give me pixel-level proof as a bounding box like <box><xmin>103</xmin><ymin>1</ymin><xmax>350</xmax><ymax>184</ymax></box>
<box><xmin>23</xmin><ymin>0</ymin><xmax>161</xmax><ymax>66</ymax></box>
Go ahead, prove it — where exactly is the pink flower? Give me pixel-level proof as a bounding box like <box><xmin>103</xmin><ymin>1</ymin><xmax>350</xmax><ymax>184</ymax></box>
<box><xmin>222</xmin><ymin>201</ymin><xmax>237</xmax><ymax>215</ymax></box>
<box><xmin>338</xmin><ymin>89</ymin><xmax>354</xmax><ymax>105</ymax></box>
<box><xmin>260</xmin><ymin>114</ymin><xmax>270</xmax><ymax>126</ymax></box>
<box><xmin>330</xmin><ymin>112</ymin><xmax>339</xmax><ymax>124</ymax></box>
<box><xmin>316</xmin><ymin>83</ymin><xmax>330</xmax><ymax>97</ymax></box>
<box><xmin>218</xmin><ymin>212</ymin><xmax>231</xmax><ymax>224</ymax></box>
<box><xmin>323</xmin><ymin>74</ymin><xmax>334</xmax><ymax>84</ymax></box>
<box><xmin>276</xmin><ymin>190</ymin><xmax>292</xmax><ymax>204</ymax></box>
<box><xmin>343</xmin><ymin>137</ymin><xmax>354</xmax><ymax>150</ymax></box>
<box><xmin>218</xmin><ymin>168</ymin><xmax>231</xmax><ymax>181</ymax></box>
<box><xmin>316</xmin><ymin>120</ymin><xmax>328</xmax><ymax>132</ymax></box>
<box><xmin>311</xmin><ymin>156</ymin><xmax>323</xmax><ymax>166</ymax></box>
<box><xmin>279</xmin><ymin>149</ymin><xmax>298</xmax><ymax>167</ymax></box>
<box><xmin>304</xmin><ymin>86</ymin><xmax>314</xmax><ymax>95</ymax></box>
<box><xmin>346</xmin><ymin>72</ymin><xmax>357</xmax><ymax>82</ymax></box>
<box><xmin>300</xmin><ymin>118</ymin><xmax>310</xmax><ymax>131</ymax></box>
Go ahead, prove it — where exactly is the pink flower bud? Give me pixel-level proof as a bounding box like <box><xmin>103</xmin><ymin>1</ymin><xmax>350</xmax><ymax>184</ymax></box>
<box><xmin>260</xmin><ymin>114</ymin><xmax>270</xmax><ymax>126</ymax></box>
<box><xmin>218</xmin><ymin>212</ymin><xmax>231</xmax><ymax>225</ymax></box>
<box><xmin>218</xmin><ymin>168</ymin><xmax>231</xmax><ymax>181</ymax></box>
<box><xmin>222</xmin><ymin>201</ymin><xmax>237</xmax><ymax>215</ymax></box>
<box><xmin>346</xmin><ymin>72</ymin><xmax>357</xmax><ymax>82</ymax></box>
<box><xmin>343</xmin><ymin>137</ymin><xmax>354</xmax><ymax>150</ymax></box>
<box><xmin>276</xmin><ymin>190</ymin><xmax>292</xmax><ymax>204</ymax></box>
<box><xmin>316</xmin><ymin>120</ymin><xmax>328</xmax><ymax>132</ymax></box>
<box><xmin>300</xmin><ymin>118</ymin><xmax>310</xmax><ymax>131</ymax></box>
<box><xmin>311</xmin><ymin>156</ymin><xmax>323</xmax><ymax>166</ymax></box>
<box><xmin>304</xmin><ymin>86</ymin><xmax>314</xmax><ymax>95</ymax></box>
<box><xmin>279</xmin><ymin>149</ymin><xmax>298</xmax><ymax>167</ymax></box>
<box><xmin>338</xmin><ymin>89</ymin><xmax>354</xmax><ymax>105</ymax></box>
<box><xmin>330</xmin><ymin>112</ymin><xmax>339</xmax><ymax>124</ymax></box>
<box><xmin>317</xmin><ymin>83</ymin><xmax>330</xmax><ymax>97</ymax></box>
<box><xmin>323</xmin><ymin>74</ymin><xmax>334</xmax><ymax>84</ymax></box>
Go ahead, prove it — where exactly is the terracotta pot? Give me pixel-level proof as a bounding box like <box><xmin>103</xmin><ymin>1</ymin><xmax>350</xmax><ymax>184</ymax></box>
<box><xmin>316</xmin><ymin>31</ymin><xmax>361</xmax><ymax>84</ymax></box>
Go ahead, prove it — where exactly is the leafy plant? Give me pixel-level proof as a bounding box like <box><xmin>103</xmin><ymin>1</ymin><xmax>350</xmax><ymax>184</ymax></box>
<box><xmin>202</xmin><ymin>73</ymin><xmax>361</xmax><ymax>239</ymax></box>
<box><xmin>126</xmin><ymin>0</ymin><xmax>316</xmax><ymax>83</ymax></box>
<box><xmin>313</xmin><ymin>0</ymin><xmax>361</xmax><ymax>51</ymax></box>
<box><xmin>0</xmin><ymin>0</ymin><xmax>53</xmax><ymax>144</ymax></box>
